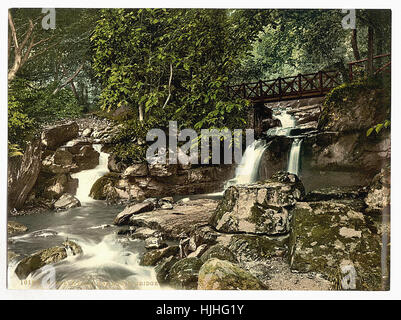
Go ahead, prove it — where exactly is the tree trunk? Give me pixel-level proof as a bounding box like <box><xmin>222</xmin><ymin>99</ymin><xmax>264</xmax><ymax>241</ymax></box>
<box><xmin>351</xmin><ymin>29</ymin><xmax>361</xmax><ymax>61</ymax></box>
<box><xmin>138</xmin><ymin>105</ymin><xmax>144</xmax><ymax>122</ymax></box>
<box><xmin>367</xmin><ymin>26</ymin><xmax>374</xmax><ymax>76</ymax></box>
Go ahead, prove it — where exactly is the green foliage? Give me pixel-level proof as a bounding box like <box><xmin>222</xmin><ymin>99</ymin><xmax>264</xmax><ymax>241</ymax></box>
<box><xmin>367</xmin><ymin>120</ymin><xmax>390</xmax><ymax>136</ymax></box>
<box><xmin>91</xmin><ymin>9</ymin><xmax>260</xmax><ymax>131</ymax></box>
<box><xmin>8</xmin><ymin>141</ymin><xmax>24</xmax><ymax>157</ymax></box>
<box><xmin>8</xmin><ymin>78</ymin><xmax>82</xmax><ymax>149</ymax></box>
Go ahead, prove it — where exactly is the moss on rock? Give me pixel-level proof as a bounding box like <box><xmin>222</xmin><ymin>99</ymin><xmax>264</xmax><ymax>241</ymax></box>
<box><xmin>89</xmin><ymin>172</ymin><xmax>120</xmax><ymax>200</ymax></box>
<box><xmin>200</xmin><ymin>244</ymin><xmax>237</xmax><ymax>264</ymax></box>
<box><xmin>198</xmin><ymin>258</ymin><xmax>267</xmax><ymax>290</ymax></box>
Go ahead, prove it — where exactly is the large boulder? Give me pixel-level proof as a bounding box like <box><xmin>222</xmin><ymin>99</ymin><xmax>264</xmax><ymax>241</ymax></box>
<box><xmin>54</xmin><ymin>193</ymin><xmax>81</xmax><ymax>210</ymax></box>
<box><xmin>15</xmin><ymin>241</ymin><xmax>82</xmax><ymax>279</ymax></box>
<box><xmin>8</xmin><ymin>138</ymin><xmax>42</xmax><ymax>211</ymax></box>
<box><xmin>114</xmin><ymin>202</ymin><xmax>154</xmax><ymax>225</ymax></box>
<box><xmin>167</xmin><ymin>257</ymin><xmax>204</xmax><ymax>289</ymax></box>
<box><xmin>53</xmin><ymin>148</ymin><xmax>74</xmax><ymax>166</ymax></box>
<box><xmin>41</xmin><ymin>122</ymin><xmax>79</xmax><ymax>150</ymax></box>
<box><xmin>197</xmin><ymin>258</ymin><xmax>266</xmax><ymax>290</ymax></box>
<box><xmin>89</xmin><ymin>173</ymin><xmax>120</xmax><ymax>200</ymax></box>
<box><xmin>209</xmin><ymin>172</ymin><xmax>305</xmax><ymax>235</ymax></box>
<box><xmin>200</xmin><ymin>244</ymin><xmax>237</xmax><ymax>264</ymax></box>
<box><xmin>288</xmin><ymin>200</ymin><xmax>386</xmax><ymax>290</ymax></box>
<box><xmin>155</xmin><ymin>256</ymin><xmax>179</xmax><ymax>285</ymax></box>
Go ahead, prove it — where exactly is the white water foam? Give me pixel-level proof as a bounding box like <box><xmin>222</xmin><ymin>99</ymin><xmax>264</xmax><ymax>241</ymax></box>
<box><xmin>71</xmin><ymin>144</ymin><xmax>109</xmax><ymax>204</ymax></box>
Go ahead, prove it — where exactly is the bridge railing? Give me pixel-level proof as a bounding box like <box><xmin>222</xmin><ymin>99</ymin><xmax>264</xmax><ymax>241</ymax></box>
<box><xmin>227</xmin><ymin>70</ymin><xmax>342</xmax><ymax>102</ymax></box>
<box><xmin>348</xmin><ymin>53</ymin><xmax>391</xmax><ymax>81</ymax></box>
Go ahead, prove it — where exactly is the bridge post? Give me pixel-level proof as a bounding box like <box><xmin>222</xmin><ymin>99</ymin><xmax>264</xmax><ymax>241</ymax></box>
<box><xmin>298</xmin><ymin>74</ymin><xmax>302</xmax><ymax>97</ymax></box>
<box><xmin>319</xmin><ymin>71</ymin><xmax>323</xmax><ymax>94</ymax></box>
<box><xmin>278</xmin><ymin>77</ymin><xmax>282</xmax><ymax>98</ymax></box>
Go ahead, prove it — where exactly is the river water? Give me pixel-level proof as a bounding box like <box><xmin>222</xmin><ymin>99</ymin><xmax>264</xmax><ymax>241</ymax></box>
<box><xmin>8</xmin><ymin>145</ymin><xmax>160</xmax><ymax>290</ymax></box>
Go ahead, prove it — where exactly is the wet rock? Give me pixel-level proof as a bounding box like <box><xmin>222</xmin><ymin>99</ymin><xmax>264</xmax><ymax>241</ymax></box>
<box><xmin>123</xmin><ymin>163</ymin><xmax>148</xmax><ymax>177</ymax></box>
<box><xmin>210</xmin><ymin>172</ymin><xmax>304</xmax><ymax>235</ymax></box>
<box><xmin>114</xmin><ymin>202</ymin><xmax>154</xmax><ymax>226</ymax></box>
<box><xmin>144</xmin><ymin>236</ymin><xmax>167</xmax><ymax>250</ymax></box>
<box><xmin>167</xmin><ymin>257</ymin><xmax>204</xmax><ymax>289</ymax></box>
<box><xmin>15</xmin><ymin>247</ymin><xmax>66</xmax><ymax>280</ymax></box>
<box><xmin>155</xmin><ymin>256</ymin><xmax>179</xmax><ymax>285</ymax></box>
<box><xmin>200</xmin><ymin>244</ymin><xmax>238</xmax><ymax>264</ymax></box>
<box><xmin>15</xmin><ymin>240</ymin><xmax>82</xmax><ymax>279</ymax></box>
<box><xmin>289</xmin><ymin>200</ymin><xmax>385</xmax><ymax>290</ymax></box>
<box><xmin>161</xmin><ymin>203</ymin><xmax>173</xmax><ymax>210</ymax></box>
<box><xmin>197</xmin><ymin>258</ymin><xmax>267</xmax><ymax>290</ymax></box>
<box><xmin>229</xmin><ymin>234</ymin><xmax>288</xmax><ymax>263</ymax></box>
<box><xmin>130</xmin><ymin>227</ymin><xmax>160</xmax><ymax>240</ymax></box>
<box><xmin>54</xmin><ymin>193</ymin><xmax>81</xmax><ymax>210</ymax></box>
<box><xmin>63</xmin><ymin>240</ymin><xmax>83</xmax><ymax>255</ymax></box>
<box><xmin>90</xmin><ymin>172</ymin><xmax>120</xmax><ymax>200</ymax></box>
<box><xmin>8</xmin><ymin>138</ymin><xmax>42</xmax><ymax>211</ymax></box>
<box><xmin>365</xmin><ymin>166</ymin><xmax>390</xmax><ymax>213</ymax></box>
<box><xmin>140</xmin><ymin>246</ymin><xmax>179</xmax><ymax>266</ymax></box>
<box><xmin>41</xmin><ymin>122</ymin><xmax>79</xmax><ymax>150</ymax></box>
<box><xmin>63</xmin><ymin>139</ymin><xmax>92</xmax><ymax>154</ymax></box>
<box><xmin>8</xmin><ymin>221</ymin><xmax>28</xmax><ymax>236</ymax></box>
<box><xmin>8</xmin><ymin>250</ymin><xmax>19</xmax><ymax>262</ymax></box>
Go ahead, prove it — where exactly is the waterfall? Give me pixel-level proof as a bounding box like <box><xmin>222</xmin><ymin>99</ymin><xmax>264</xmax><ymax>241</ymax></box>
<box><xmin>71</xmin><ymin>144</ymin><xmax>109</xmax><ymax>203</ymax></box>
<box><xmin>225</xmin><ymin>140</ymin><xmax>267</xmax><ymax>187</ymax></box>
<box><xmin>287</xmin><ymin>138</ymin><xmax>302</xmax><ymax>176</ymax></box>
<box><xmin>266</xmin><ymin>110</ymin><xmax>296</xmax><ymax>136</ymax></box>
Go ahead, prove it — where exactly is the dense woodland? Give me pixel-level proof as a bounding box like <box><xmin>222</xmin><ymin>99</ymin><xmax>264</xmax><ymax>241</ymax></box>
<box><xmin>8</xmin><ymin>9</ymin><xmax>391</xmax><ymax>160</ymax></box>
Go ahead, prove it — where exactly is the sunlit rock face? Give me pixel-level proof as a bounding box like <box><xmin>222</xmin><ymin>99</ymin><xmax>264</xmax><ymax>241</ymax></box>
<box><xmin>209</xmin><ymin>171</ymin><xmax>305</xmax><ymax>235</ymax></box>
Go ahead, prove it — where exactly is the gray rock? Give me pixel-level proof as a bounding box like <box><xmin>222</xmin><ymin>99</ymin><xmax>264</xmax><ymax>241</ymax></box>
<box><xmin>114</xmin><ymin>202</ymin><xmax>154</xmax><ymax>225</ymax></box>
<box><xmin>54</xmin><ymin>193</ymin><xmax>81</xmax><ymax>210</ymax></box>
<box><xmin>210</xmin><ymin>171</ymin><xmax>304</xmax><ymax>235</ymax></box>
<box><xmin>41</xmin><ymin>122</ymin><xmax>79</xmax><ymax>150</ymax></box>
<box><xmin>140</xmin><ymin>246</ymin><xmax>179</xmax><ymax>266</ymax></box>
<box><xmin>365</xmin><ymin>166</ymin><xmax>390</xmax><ymax>213</ymax></box>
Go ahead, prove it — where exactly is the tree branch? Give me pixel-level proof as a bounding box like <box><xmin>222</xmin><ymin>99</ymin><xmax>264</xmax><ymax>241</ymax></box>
<box><xmin>53</xmin><ymin>63</ymin><xmax>85</xmax><ymax>94</ymax></box>
<box><xmin>162</xmin><ymin>63</ymin><xmax>173</xmax><ymax>109</ymax></box>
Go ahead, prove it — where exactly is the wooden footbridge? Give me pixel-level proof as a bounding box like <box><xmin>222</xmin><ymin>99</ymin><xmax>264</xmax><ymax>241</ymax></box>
<box><xmin>228</xmin><ymin>53</ymin><xmax>391</xmax><ymax>104</ymax></box>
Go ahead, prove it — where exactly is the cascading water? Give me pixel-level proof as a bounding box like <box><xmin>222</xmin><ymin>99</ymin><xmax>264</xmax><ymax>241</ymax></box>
<box><xmin>225</xmin><ymin>139</ymin><xmax>267</xmax><ymax>187</ymax></box>
<box><xmin>287</xmin><ymin>138</ymin><xmax>302</xmax><ymax>176</ymax></box>
<box><xmin>71</xmin><ymin>144</ymin><xmax>109</xmax><ymax>203</ymax></box>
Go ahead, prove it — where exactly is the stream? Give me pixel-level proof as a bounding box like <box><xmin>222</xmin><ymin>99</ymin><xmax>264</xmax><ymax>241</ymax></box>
<box><xmin>8</xmin><ymin>107</ymin><xmax>303</xmax><ymax>290</ymax></box>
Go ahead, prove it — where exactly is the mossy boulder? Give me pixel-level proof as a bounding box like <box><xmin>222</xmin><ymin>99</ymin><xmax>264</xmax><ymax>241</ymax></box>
<box><xmin>155</xmin><ymin>256</ymin><xmax>179</xmax><ymax>285</ymax></box>
<box><xmin>89</xmin><ymin>172</ymin><xmax>120</xmax><ymax>200</ymax></box>
<box><xmin>305</xmin><ymin>186</ymin><xmax>367</xmax><ymax>202</ymax></box>
<box><xmin>140</xmin><ymin>245</ymin><xmax>179</xmax><ymax>266</ymax></box>
<box><xmin>289</xmin><ymin>200</ymin><xmax>386</xmax><ymax>290</ymax></box>
<box><xmin>200</xmin><ymin>244</ymin><xmax>237</xmax><ymax>264</ymax></box>
<box><xmin>210</xmin><ymin>171</ymin><xmax>304</xmax><ymax>235</ymax></box>
<box><xmin>197</xmin><ymin>258</ymin><xmax>267</xmax><ymax>290</ymax></box>
<box><xmin>167</xmin><ymin>257</ymin><xmax>204</xmax><ymax>289</ymax></box>
<box><xmin>229</xmin><ymin>234</ymin><xmax>289</xmax><ymax>263</ymax></box>
<box><xmin>14</xmin><ymin>241</ymin><xmax>82</xmax><ymax>280</ymax></box>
